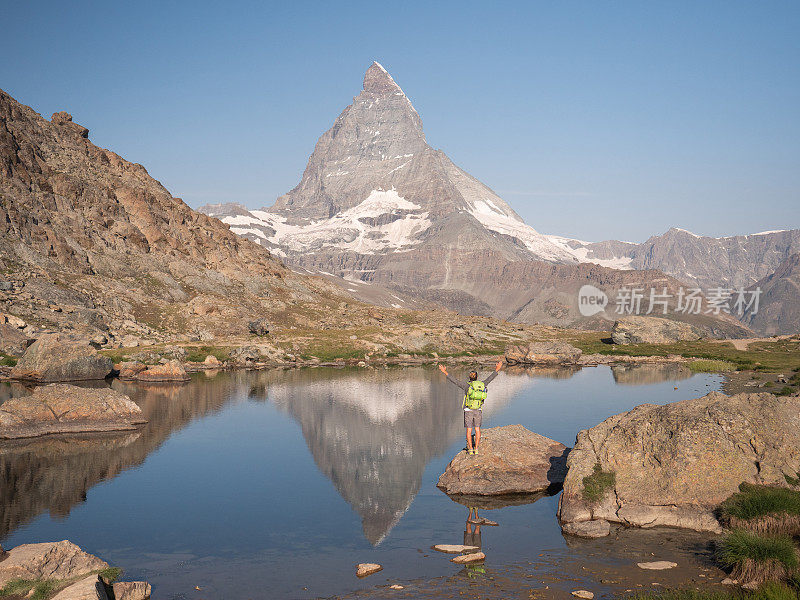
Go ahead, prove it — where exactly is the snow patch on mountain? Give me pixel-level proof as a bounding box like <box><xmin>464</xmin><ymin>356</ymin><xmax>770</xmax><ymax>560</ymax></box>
<box><xmin>223</xmin><ymin>189</ymin><xmax>431</xmax><ymax>254</ymax></box>
<box><xmin>467</xmin><ymin>199</ymin><xmax>579</xmax><ymax>263</ymax></box>
<box><xmin>546</xmin><ymin>235</ymin><xmax>635</xmax><ymax>269</ymax></box>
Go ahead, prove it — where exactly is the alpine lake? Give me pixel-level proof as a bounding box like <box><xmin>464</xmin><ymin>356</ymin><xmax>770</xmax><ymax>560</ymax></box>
<box><xmin>0</xmin><ymin>364</ymin><xmax>727</xmax><ymax>599</ymax></box>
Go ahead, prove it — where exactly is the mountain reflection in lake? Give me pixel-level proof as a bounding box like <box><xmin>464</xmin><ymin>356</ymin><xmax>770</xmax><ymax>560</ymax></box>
<box><xmin>0</xmin><ymin>365</ymin><xmax>722</xmax><ymax>599</ymax></box>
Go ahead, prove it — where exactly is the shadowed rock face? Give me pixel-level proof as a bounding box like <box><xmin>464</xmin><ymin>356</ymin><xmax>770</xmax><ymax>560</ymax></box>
<box><xmin>266</xmin><ymin>367</ymin><xmax>530</xmax><ymax>545</ymax></box>
<box><xmin>741</xmin><ymin>252</ymin><xmax>800</xmax><ymax>335</ymax></box>
<box><xmin>558</xmin><ymin>391</ymin><xmax>800</xmax><ymax>537</ymax></box>
<box><xmin>10</xmin><ymin>334</ymin><xmax>112</xmax><ymax>382</ymax></box>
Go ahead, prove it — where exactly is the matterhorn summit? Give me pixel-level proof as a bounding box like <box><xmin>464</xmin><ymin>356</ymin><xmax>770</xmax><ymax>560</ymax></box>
<box><xmin>203</xmin><ymin>62</ymin><xmax>576</xmax><ymax>263</ymax></box>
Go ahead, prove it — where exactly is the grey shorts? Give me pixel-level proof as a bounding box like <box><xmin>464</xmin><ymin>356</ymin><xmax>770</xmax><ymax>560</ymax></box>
<box><xmin>464</xmin><ymin>409</ymin><xmax>482</xmax><ymax>428</ymax></box>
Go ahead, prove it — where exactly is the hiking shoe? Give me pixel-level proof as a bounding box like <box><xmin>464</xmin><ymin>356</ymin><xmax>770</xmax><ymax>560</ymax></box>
<box><xmin>468</xmin><ymin>449</ymin><xmax>475</xmax><ymax>456</ymax></box>
<box><xmin>473</xmin><ymin>448</ymin><xmax>479</xmax><ymax>455</ymax></box>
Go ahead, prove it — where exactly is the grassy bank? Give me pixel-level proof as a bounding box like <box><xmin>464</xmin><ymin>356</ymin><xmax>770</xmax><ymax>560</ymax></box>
<box><xmin>569</xmin><ymin>333</ymin><xmax>800</xmax><ymax>374</ymax></box>
<box><xmin>627</xmin><ymin>581</ymin><xmax>800</xmax><ymax>600</ymax></box>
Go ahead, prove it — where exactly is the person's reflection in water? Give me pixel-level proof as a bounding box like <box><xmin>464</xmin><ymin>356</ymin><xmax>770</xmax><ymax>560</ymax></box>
<box><xmin>461</xmin><ymin>506</ymin><xmax>486</xmax><ymax>579</ymax></box>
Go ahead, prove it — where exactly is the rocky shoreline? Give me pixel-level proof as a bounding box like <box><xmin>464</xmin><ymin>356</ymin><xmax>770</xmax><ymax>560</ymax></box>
<box><xmin>0</xmin><ymin>540</ymin><xmax>150</xmax><ymax>600</ymax></box>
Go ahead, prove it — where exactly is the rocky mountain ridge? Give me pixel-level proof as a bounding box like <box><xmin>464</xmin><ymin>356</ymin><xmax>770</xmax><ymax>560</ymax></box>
<box><xmin>0</xmin><ymin>85</ymin><xmax>420</xmax><ymax>344</ymax></box>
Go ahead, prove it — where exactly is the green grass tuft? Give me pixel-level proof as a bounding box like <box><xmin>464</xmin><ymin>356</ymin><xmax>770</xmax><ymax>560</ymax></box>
<box><xmin>720</xmin><ymin>484</ymin><xmax>800</xmax><ymax>521</ymax></box>
<box><xmin>688</xmin><ymin>359</ymin><xmax>737</xmax><ymax>373</ymax></box>
<box><xmin>625</xmin><ymin>585</ymin><xmax>800</xmax><ymax>600</ymax></box>
<box><xmin>185</xmin><ymin>345</ymin><xmax>230</xmax><ymax>363</ymax></box>
<box><xmin>785</xmin><ymin>473</ymin><xmax>800</xmax><ymax>487</ymax></box>
<box><xmin>97</xmin><ymin>567</ymin><xmax>122</xmax><ymax>583</ymax></box>
<box><xmin>581</xmin><ymin>462</ymin><xmax>616</xmax><ymax>503</ymax></box>
<box><xmin>717</xmin><ymin>529</ymin><xmax>798</xmax><ymax>584</ymax></box>
<box><xmin>0</xmin><ymin>579</ymin><xmax>58</xmax><ymax>600</ymax></box>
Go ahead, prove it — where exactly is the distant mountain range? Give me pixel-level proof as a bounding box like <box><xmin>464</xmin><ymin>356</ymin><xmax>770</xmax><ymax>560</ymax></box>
<box><xmin>201</xmin><ymin>62</ymin><xmax>794</xmax><ymax>335</ymax></box>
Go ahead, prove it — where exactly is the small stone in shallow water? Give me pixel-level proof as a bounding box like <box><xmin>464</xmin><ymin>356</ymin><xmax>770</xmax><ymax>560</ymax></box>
<box><xmin>433</xmin><ymin>544</ymin><xmax>480</xmax><ymax>554</ymax></box>
<box><xmin>637</xmin><ymin>561</ymin><xmax>678</xmax><ymax>570</ymax></box>
<box><xmin>389</xmin><ymin>585</ymin><xmax>404</xmax><ymax>590</ymax></box>
<box><xmin>571</xmin><ymin>591</ymin><xmax>594</xmax><ymax>599</ymax></box>
<box><xmin>356</xmin><ymin>563</ymin><xmax>382</xmax><ymax>578</ymax></box>
<box><xmin>451</xmin><ymin>552</ymin><xmax>485</xmax><ymax>564</ymax></box>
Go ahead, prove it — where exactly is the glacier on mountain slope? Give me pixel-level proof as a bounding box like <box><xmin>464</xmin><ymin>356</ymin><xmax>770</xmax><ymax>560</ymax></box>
<box><xmin>225</xmin><ymin>189</ymin><xmax>431</xmax><ymax>255</ymax></box>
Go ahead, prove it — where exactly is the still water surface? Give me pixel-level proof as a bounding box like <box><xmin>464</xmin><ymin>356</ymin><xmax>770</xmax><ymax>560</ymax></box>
<box><xmin>0</xmin><ymin>364</ymin><xmax>721</xmax><ymax>599</ymax></box>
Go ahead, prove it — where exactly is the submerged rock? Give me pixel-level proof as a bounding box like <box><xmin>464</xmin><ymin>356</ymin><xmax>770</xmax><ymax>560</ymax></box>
<box><xmin>437</xmin><ymin>424</ymin><xmax>569</xmax><ymax>496</ymax></box>
<box><xmin>638</xmin><ymin>561</ymin><xmax>678</xmax><ymax>570</ymax></box>
<box><xmin>505</xmin><ymin>341</ymin><xmax>582</xmax><ymax>365</ymax></box>
<box><xmin>0</xmin><ymin>384</ymin><xmax>146</xmax><ymax>439</ymax></box>
<box><xmin>558</xmin><ymin>391</ymin><xmax>800</xmax><ymax>537</ymax></box>
<box><xmin>571</xmin><ymin>591</ymin><xmax>594</xmax><ymax>599</ymax></box>
<box><xmin>611</xmin><ymin>316</ymin><xmax>703</xmax><ymax>345</ymax></box>
<box><xmin>561</xmin><ymin>519</ymin><xmax>611</xmax><ymax>538</ymax></box>
<box><xmin>11</xmin><ymin>334</ymin><xmax>113</xmax><ymax>382</ymax></box>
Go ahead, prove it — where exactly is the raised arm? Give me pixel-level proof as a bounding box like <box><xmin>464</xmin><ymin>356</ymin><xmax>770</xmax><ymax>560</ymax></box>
<box><xmin>483</xmin><ymin>360</ymin><xmax>504</xmax><ymax>386</ymax></box>
<box><xmin>438</xmin><ymin>364</ymin><xmax>468</xmax><ymax>392</ymax></box>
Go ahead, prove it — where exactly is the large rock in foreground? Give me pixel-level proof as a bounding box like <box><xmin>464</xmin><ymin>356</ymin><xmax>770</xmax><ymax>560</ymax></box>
<box><xmin>0</xmin><ymin>540</ymin><xmax>109</xmax><ymax>586</ymax></box>
<box><xmin>437</xmin><ymin>424</ymin><xmax>569</xmax><ymax>496</ymax></box>
<box><xmin>505</xmin><ymin>341</ymin><xmax>582</xmax><ymax>365</ymax></box>
<box><xmin>558</xmin><ymin>392</ymin><xmax>800</xmax><ymax>537</ymax></box>
<box><xmin>0</xmin><ymin>540</ymin><xmax>151</xmax><ymax>600</ymax></box>
<box><xmin>10</xmin><ymin>334</ymin><xmax>113</xmax><ymax>382</ymax></box>
<box><xmin>0</xmin><ymin>384</ymin><xmax>146</xmax><ymax>439</ymax></box>
<box><xmin>611</xmin><ymin>316</ymin><xmax>703</xmax><ymax>345</ymax></box>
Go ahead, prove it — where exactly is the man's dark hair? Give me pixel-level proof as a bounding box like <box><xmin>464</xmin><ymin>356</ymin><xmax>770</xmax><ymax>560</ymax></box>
<box><xmin>469</xmin><ymin>371</ymin><xmax>478</xmax><ymax>381</ymax></box>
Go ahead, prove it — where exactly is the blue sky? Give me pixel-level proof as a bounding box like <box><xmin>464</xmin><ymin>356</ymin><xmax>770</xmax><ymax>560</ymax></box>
<box><xmin>2</xmin><ymin>1</ymin><xmax>798</xmax><ymax>242</ymax></box>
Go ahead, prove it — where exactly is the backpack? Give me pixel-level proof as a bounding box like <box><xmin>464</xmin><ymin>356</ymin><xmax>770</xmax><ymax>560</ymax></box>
<box><xmin>463</xmin><ymin>380</ymin><xmax>487</xmax><ymax>410</ymax></box>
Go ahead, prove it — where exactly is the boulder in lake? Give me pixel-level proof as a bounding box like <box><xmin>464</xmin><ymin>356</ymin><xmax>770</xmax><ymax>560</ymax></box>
<box><xmin>0</xmin><ymin>540</ymin><xmax>109</xmax><ymax>586</ymax></box>
<box><xmin>126</xmin><ymin>360</ymin><xmax>189</xmax><ymax>382</ymax></box>
<box><xmin>117</xmin><ymin>361</ymin><xmax>148</xmax><ymax>379</ymax></box>
<box><xmin>505</xmin><ymin>340</ymin><xmax>582</xmax><ymax>365</ymax></box>
<box><xmin>10</xmin><ymin>334</ymin><xmax>113</xmax><ymax>382</ymax></box>
<box><xmin>437</xmin><ymin>424</ymin><xmax>569</xmax><ymax>496</ymax></box>
<box><xmin>611</xmin><ymin>316</ymin><xmax>703</xmax><ymax>345</ymax></box>
<box><xmin>0</xmin><ymin>384</ymin><xmax>146</xmax><ymax>439</ymax></box>
<box><xmin>451</xmin><ymin>552</ymin><xmax>485</xmax><ymax>564</ymax></box>
<box><xmin>355</xmin><ymin>563</ymin><xmax>382</xmax><ymax>578</ymax></box>
<box><xmin>112</xmin><ymin>581</ymin><xmax>152</xmax><ymax>600</ymax></box>
<box><xmin>558</xmin><ymin>391</ymin><xmax>800</xmax><ymax>537</ymax></box>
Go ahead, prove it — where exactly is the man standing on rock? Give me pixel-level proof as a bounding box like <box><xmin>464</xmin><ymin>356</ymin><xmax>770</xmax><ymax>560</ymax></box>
<box><xmin>438</xmin><ymin>361</ymin><xmax>503</xmax><ymax>456</ymax></box>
